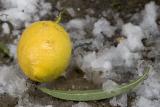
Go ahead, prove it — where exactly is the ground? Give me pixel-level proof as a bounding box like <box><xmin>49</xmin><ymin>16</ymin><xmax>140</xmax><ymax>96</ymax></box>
<box><xmin>0</xmin><ymin>0</ymin><xmax>160</xmax><ymax>107</ymax></box>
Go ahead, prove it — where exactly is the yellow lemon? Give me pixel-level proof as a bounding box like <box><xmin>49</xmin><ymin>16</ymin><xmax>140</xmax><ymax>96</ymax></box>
<box><xmin>17</xmin><ymin>21</ymin><xmax>72</xmax><ymax>82</ymax></box>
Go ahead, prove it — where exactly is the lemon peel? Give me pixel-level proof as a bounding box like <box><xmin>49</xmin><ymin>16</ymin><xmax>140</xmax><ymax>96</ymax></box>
<box><xmin>17</xmin><ymin>20</ymin><xmax>72</xmax><ymax>82</ymax></box>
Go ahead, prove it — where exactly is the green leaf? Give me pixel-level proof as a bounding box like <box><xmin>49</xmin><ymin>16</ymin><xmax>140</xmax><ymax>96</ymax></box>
<box><xmin>0</xmin><ymin>42</ymin><xmax>9</xmax><ymax>56</ymax></box>
<box><xmin>38</xmin><ymin>67</ymin><xmax>150</xmax><ymax>101</ymax></box>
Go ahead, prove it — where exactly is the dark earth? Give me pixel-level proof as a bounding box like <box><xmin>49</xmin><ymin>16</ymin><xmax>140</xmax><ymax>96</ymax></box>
<box><xmin>0</xmin><ymin>0</ymin><xmax>160</xmax><ymax>107</ymax></box>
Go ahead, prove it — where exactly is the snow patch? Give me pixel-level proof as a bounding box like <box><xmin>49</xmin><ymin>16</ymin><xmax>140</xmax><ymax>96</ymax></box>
<box><xmin>66</xmin><ymin>7</ymin><xmax>76</xmax><ymax>17</ymax></box>
<box><xmin>122</xmin><ymin>23</ymin><xmax>145</xmax><ymax>52</ymax></box>
<box><xmin>140</xmin><ymin>2</ymin><xmax>159</xmax><ymax>36</ymax></box>
<box><xmin>0</xmin><ymin>0</ymin><xmax>52</xmax><ymax>30</ymax></box>
<box><xmin>136</xmin><ymin>70</ymin><xmax>160</xmax><ymax>99</ymax></box>
<box><xmin>78</xmin><ymin>23</ymin><xmax>143</xmax><ymax>82</ymax></box>
<box><xmin>8</xmin><ymin>44</ymin><xmax>17</xmax><ymax>58</ymax></box>
<box><xmin>0</xmin><ymin>65</ymin><xmax>27</xmax><ymax>97</ymax></box>
<box><xmin>16</xmin><ymin>94</ymin><xmax>53</xmax><ymax>107</ymax></box>
<box><xmin>2</xmin><ymin>23</ymin><xmax>10</xmax><ymax>34</ymax></box>
<box><xmin>110</xmin><ymin>94</ymin><xmax>128</xmax><ymax>107</ymax></box>
<box><xmin>133</xmin><ymin>96</ymin><xmax>160</xmax><ymax>107</ymax></box>
<box><xmin>72</xmin><ymin>102</ymin><xmax>91</xmax><ymax>107</ymax></box>
<box><xmin>92</xmin><ymin>17</ymin><xmax>115</xmax><ymax>37</ymax></box>
<box><xmin>102</xmin><ymin>80</ymin><xmax>118</xmax><ymax>92</ymax></box>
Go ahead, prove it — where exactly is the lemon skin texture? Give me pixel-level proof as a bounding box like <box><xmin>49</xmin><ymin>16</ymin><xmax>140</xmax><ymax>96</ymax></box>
<box><xmin>17</xmin><ymin>21</ymin><xmax>72</xmax><ymax>82</ymax></box>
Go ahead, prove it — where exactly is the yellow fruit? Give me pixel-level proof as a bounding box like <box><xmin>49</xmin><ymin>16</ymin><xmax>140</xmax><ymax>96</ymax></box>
<box><xmin>17</xmin><ymin>21</ymin><xmax>72</xmax><ymax>82</ymax></box>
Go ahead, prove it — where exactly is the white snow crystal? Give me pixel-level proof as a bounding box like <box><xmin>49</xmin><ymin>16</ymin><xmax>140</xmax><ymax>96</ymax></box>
<box><xmin>78</xmin><ymin>22</ymin><xmax>144</xmax><ymax>80</ymax></box>
<box><xmin>93</xmin><ymin>17</ymin><xmax>115</xmax><ymax>37</ymax></box>
<box><xmin>2</xmin><ymin>23</ymin><xmax>10</xmax><ymax>34</ymax></box>
<box><xmin>133</xmin><ymin>66</ymin><xmax>160</xmax><ymax>107</ymax></box>
<box><xmin>39</xmin><ymin>1</ymin><xmax>52</xmax><ymax>17</ymax></box>
<box><xmin>67</xmin><ymin>7</ymin><xmax>76</xmax><ymax>17</ymax></box>
<box><xmin>8</xmin><ymin>44</ymin><xmax>17</xmax><ymax>58</ymax></box>
<box><xmin>110</xmin><ymin>94</ymin><xmax>128</xmax><ymax>107</ymax></box>
<box><xmin>79</xmin><ymin>40</ymin><xmax>141</xmax><ymax>76</ymax></box>
<box><xmin>102</xmin><ymin>80</ymin><xmax>118</xmax><ymax>92</ymax></box>
<box><xmin>66</xmin><ymin>19</ymin><xmax>86</xmax><ymax>30</ymax></box>
<box><xmin>80</xmin><ymin>52</ymin><xmax>97</xmax><ymax>72</ymax></box>
<box><xmin>116</xmin><ymin>43</ymin><xmax>141</xmax><ymax>67</ymax></box>
<box><xmin>0</xmin><ymin>0</ymin><xmax>52</xmax><ymax>29</ymax></box>
<box><xmin>122</xmin><ymin>23</ymin><xmax>145</xmax><ymax>52</ymax></box>
<box><xmin>136</xmin><ymin>70</ymin><xmax>160</xmax><ymax>99</ymax></box>
<box><xmin>0</xmin><ymin>65</ymin><xmax>27</xmax><ymax>97</ymax></box>
<box><xmin>16</xmin><ymin>94</ymin><xmax>53</xmax><ymax>107</ymax></box>
<box><xmin>140</xmin><ymin>2</ymin><xmax>159</xmax><ymax>36</ymax></box>
<box><xmin>72</xmin><ymin>102</ymin><xmax>91</xmax><ymax>107</ymax></box>
<box><xmin>66</xmin><ymin>18</ymin><xmax>87</xmax><ymax>40</ymax></box>
<box><xmin>133</xmin><ymin>96</ymin><xmax>160</xmax><ymax>107</ymax></box>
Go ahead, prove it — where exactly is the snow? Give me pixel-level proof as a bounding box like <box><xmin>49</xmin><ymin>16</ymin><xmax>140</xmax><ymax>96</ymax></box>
<box><xmin>136</xmin><ymin>69</ymin><xmax>160</xmax><ymax>99</ymax></box>
<box><xmin>66</xmin><ymin>18</ymin><xmax>87</xmax><ymax>40</ymax></box>
<box><xmin>122</xmin><ymin>23</ymin><xmax>145</xmax><ymax>52</ymax></box>
<box><xmin>0</xmin><ymin>0</ymin><xmax>52</xmax><ymax>97</ymax></box>
<box><xmin>102</xmin><ymin>80</ymin><xmax>118</xmax><ymax>92</ymax></box>
<box><xmin>0</xmin><ymin>0</ymin><xmax>160</xmax><ymax>106</ymax></box>
<box><xmin>110</xmin><ymin>94</ymin><xmax>128</xmax><ymax>107</ymax></box>
<box><xmin>17</xmin><ymin>104</ymin><xmax>53</xmax><ymax>107</ymax></box>
<box><xmin>72</xmin><ymin>102</ymin><xmax>91</xmax><ymax>107</ymax></box>
<box><xmin>0</xmin><ymin>65</ymin><xmax>27</xmax><ymax>97</ymax></box>
<box><xmin>92</xmin><ymin>17</ymin><xmax>115</xmax><ymax>37</ymax></box>
<box><xmin>0</xmin><ymin>0</ymin><xmax>52</xmax><ymax>29</ymax></box>
<box><xmin>78</xmin><ymin>23</ymin><xmax>143</xmax><ymax>81</ymax></box>
<box><xmin>16</xmin><ymin>94</ymin><xmax>53</xmax><ymax>107</ymax></box>
<box><xmin>133</xmin><ymin>96</ymin><xmax>160</xmax><ymax>107</ymax></box>
<box><xmin>67</xmin><ymin>7</ymin><xmax>76</xmax><ymax>17</ymax></box>
<box><xmin>131</xmin><ymin>13</ymin><xmax>160</xmax><ymax>107</ymax></box>
<box><xmin>2</xmin><ymin>23</ymin><xmax>10</xmax><ymax>34</ymax></box>
<box><xmin>8</xmin><ymin>44</ymin><xmax>17</xmax><ymax>58</ymax></box>
<box><xmin>0</xmin><ymin>0</ymin><xmax>54</xmax><ymax>106</ymax></box>
<box><xmin>74</xmin><ymin>2</ymin><xmax>160</xmax><ymax>106</ymax></box>
<box><xmin>140</xmin><ymin>2</ymin><xmax>159</xmax><ymax>37</ymax></box>
<box><xmin>66</xmin><ymin>19</ymin><xmax>86</xmax><ymax>30</ymax></box>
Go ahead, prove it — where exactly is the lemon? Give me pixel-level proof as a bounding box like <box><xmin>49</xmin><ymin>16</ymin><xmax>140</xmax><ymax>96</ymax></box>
<box><xmin>17</xmin><ymin>21</ymin><xmax>72</xmax><ymax>82</ymax></box>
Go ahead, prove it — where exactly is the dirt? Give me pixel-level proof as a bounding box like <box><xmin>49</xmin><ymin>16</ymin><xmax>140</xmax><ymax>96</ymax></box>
<box><xmin>0</xmin><ymin>0</ymin><xmax>159</xmax><ymax>107</ymax></box>
<box><xmin>0</xmin><ymin>93</ymin><xmax>18</xmax><ymax>107</ymax></box>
